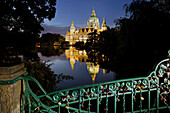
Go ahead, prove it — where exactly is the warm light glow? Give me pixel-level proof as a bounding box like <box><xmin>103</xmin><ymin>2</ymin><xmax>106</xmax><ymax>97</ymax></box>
<box><xmin>70</xmin><ymin>56</ymin><xmax>75</xmax><ymax>70</ymax></box>
<box><xmin>65</xmin><ymin>8</ymin><xmax>107</xmax><ymax>45</ymax></box>
<box><xmin>83</xmin><ymin>50</ymin><xmax>86</xmax><ymax>55</ymax></box>
<box><xmin>79</xmin><ymin>51</ymin><xmax>83</xmax><ymax>55</ymax></box>
<box><xmin>103</xmin><ymin>69</ymin><xmax>105</xmax><ymax>74</ymax></box>
<box><xmin>87</xmin><ymin>62</ymin><xmax>100</xmax><ymax>83</ymax></box>
<box><xmin>65</xmin><ymin>47</ymin><xmax>88</xmax><ymax>70</ymax></box>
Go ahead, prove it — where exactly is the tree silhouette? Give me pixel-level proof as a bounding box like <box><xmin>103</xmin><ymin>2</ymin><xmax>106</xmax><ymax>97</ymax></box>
<box><xmin>86</xmin><ymin>30</ymin><xmax>99</xmax><ymax>48</ymax></box>
<box><xmin>0</xmin><ymin>0</ymin><xmax>56</xmax><ymax>49</ymax></box>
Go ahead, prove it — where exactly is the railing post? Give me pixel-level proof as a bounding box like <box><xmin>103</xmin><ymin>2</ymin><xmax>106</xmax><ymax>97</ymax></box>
<box><xmin>157</xmin><ymin>77</ymin><xmax>159</xmax><ymax>113</ymax></box>
<box><xmin>0</xmin><ymin>63</ymin><xmax>26</xmax><ymax>113</ymax></box>
<box><xmin>79</xmin><ymin>89</ymin><xmax>82</xmax><ymax>112</ymax></box>
<box><xmin>114</xmin><ymin>93</ymin><xmax>117</xmax><ymax>113</ymax></box>
<box><xmin>123</xmin><ymin>93</ymin><xmax>125</xmax><ymax>112</ymax></box>
<box><xmin>88</xmin><ymin>97</ymin><xmax>91</xmax><ymax>112</ymax></box>
<box><xmin>106</xmin><ymin>93</ymin><xmax>108</xmax><ymax>113</ymax></box>
<box><xmin>114</xmin><ymin>83</ymin><xmax>117</xmax><ymax>113</ymax></box>
<box><xmin>58</xmin><ymin>102</ymin><xmax>60</xmax><ymax>113</ymax></box>
<box><xmin>131</xmin><ymin>80</ymin><xmax>134</xmax><ymax>113</ymax></box>
<box><xmin>148</xmin><ymin>78</ymin><xmax>151</xmax><ymax>113</ymax></box>
<box><xmin>97</xmin><ymin>86</ymin><xmax>100</xmax><ymax>113</ymax></box>
<box><xmin>140</xmin><ymin>89</ymin><xmax>142</xmax><ymax>112</ymax></box>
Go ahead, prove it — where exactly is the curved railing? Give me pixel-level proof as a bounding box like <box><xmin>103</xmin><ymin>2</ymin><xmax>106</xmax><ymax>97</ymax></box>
<box><xmin>0</xmin><ymin>51</ymin><xmax>170</xmax><ymax>113</ymax></box>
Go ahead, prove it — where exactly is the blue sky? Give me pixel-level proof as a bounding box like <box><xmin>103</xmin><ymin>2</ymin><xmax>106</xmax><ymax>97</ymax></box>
<box><xmin>42</xmin><ymin>0</ymin><xmax>132</xmax><ymax>35</ymax></box>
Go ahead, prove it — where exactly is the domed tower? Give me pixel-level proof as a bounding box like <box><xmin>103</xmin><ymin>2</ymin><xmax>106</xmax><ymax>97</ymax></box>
<box><xmin>70</xmin><ymin>21</ymin><xmax>75</xmax><ymax>35</ymax></box>
<box><xmin>101</xmin><ymin>18</ymin><xmax>107</xmax><ymax>31</ymax></box>
<box><xmin>87</xmin><ymin>8</ymin><xmax>100</xmax><ymax>30</ymax></box>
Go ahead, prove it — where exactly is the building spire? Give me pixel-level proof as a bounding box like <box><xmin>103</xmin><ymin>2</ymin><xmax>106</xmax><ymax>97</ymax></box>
<box><xmin>101</xmin><ymin>18</ymin><xmax>107</xmax><ymax>31</ymax></box>
<box><xmin>102</xmin><ymin>18</ymin><xmax>106</xmax><ymax>25</ymax></box>
<box><xmin>80</xmin><ymin>26</ymin><xmax>82</xmax><ymax>32</ymax></box>
<box><xmin>71</xmin><ymin>21</ymin><xmax>74</xmax><ymax>27</ymax></box>
<box><xmin>91</xmin><ymin>8</ymin><xmax>96</xmax><ymax>17</ymax></box>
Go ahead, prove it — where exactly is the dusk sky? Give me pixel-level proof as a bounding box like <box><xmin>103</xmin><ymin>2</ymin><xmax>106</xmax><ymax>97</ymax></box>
<box><xmin>42</xmin><ymin>0</ymin><xmax>132</xmax><ymax>36</ymax></box>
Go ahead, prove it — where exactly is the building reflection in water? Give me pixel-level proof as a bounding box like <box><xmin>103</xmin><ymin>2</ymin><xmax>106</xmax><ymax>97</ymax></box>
<box><xmin>65</xmin><ymin>46</ymin><xmax>88</xmax><ymax>69</ymax></box>
<box><xmin>86</xmin><ymin>62</ymin><xmax>99</xmax><ymax>83</ymax></box>
<box><xmin>65</xmin><ymin>46</ymin><xmax>105</xmax><ymax>83</ymax></box>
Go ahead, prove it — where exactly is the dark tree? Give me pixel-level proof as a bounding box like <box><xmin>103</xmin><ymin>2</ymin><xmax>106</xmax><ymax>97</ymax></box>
<box><xmin>0</xmin><ymin>0</ymin><xmax>56</xmax><ymax>49</ymax></box>
<box><xmin>40</xmin><ymin>33</ymin><xmax>64</xmax><ymax>45</ymax></box>
<box><xmin>86</xmin><ymin>31</ymin><xmax>99</xmax><ymax>49</ymax></box>
<box><xmin>115</xmin><ymin>0</ymin><xmax>170</xmax><ymax>77</ymax></box>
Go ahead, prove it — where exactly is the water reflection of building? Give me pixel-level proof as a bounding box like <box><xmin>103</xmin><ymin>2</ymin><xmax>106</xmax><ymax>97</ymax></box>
<box><xmin>65</xmin><ymin>47</ymin><xmax>106</xmax><ymax>83</ymax></box>
<box><xmin>65</xmin><ymin>8</ymin><xmax>107</xmax><ymax>45</ymax></box>
<box><xmin>65</xmin><ymin>47</ymin><xmax>88</xmax><ymax>69</ymax></box>
<box><xmin>86</xmin><ymin>62</ymin><xmax>99</xmax><ymax>83</ymax></box>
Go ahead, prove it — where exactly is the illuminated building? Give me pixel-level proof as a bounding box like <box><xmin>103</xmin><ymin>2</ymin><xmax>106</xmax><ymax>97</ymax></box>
<box><xmin>65</xmin><ymin>9</ymin><xmax>107</xmax><ymax>45</ymax></box>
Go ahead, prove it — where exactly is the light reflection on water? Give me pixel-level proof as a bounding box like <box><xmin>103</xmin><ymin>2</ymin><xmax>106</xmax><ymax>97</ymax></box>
<box><xmin>38</xmin><ymin>47</ymin><xmax>116</xmax><ymax>89</ymax></box>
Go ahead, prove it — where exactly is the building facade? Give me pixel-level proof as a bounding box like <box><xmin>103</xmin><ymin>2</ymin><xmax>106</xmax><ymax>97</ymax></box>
<box><xmin>65</xmin><ymin>9</ymin><xmax>107</xmax><ymax>45</ymax></box>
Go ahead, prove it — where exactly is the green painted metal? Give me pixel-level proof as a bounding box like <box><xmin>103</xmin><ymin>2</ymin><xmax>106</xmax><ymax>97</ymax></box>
<box><xmin>0</xmin><ymin>52</ymin><xmax>170</xmax><ymax>113</ymax></box>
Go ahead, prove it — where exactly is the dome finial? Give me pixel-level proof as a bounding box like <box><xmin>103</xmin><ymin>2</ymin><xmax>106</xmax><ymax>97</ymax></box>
<box><xmin>71</xmin><ymin>21</ymin><xmax>74</xmax><ymax>27</ymax></box>
<box><xmin>91</xmin><ymin>7</ymin><xmax>96</xmax><ymax>17</ymax></box>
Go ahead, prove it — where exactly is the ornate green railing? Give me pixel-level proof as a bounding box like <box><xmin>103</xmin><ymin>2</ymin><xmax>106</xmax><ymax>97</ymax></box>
<box><xmin>0</xmin><ymin>52</ymin><xmax>170</xmax><ymax>113</ymax></box>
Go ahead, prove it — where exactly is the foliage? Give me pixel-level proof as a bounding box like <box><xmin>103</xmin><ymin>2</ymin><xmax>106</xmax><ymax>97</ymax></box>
<box><xmin>40</xmin><ymin>33</ymin><xmax>65</xmax><ymax>46</ymax></box>
<box><xmin>85</xmin><ymin>31</ymin><xmax>99</xmax><ymax>49</ymax></box>
<box><xmin>26</xmin><ymin>61</ymin><xmax>57</xmax><ymax>93</ymax></box>
<box><xmin>0</xmin><ymin>47</ymin><xmax>21</xmax><ymax>67</ymax></box>
<box><xmin>0</xmin><ymin>0</ymin><xmax>57</xmax><ymax>65</ymax></box>
<box><xmin>25</xmin><ymin>61</ymin><xmax>74</xmax><ymax>93</ymax></box>
<box><xmin>0</xmin><ymin>0</ymin><xmax>56</xmax><ymax>49</ymax></box>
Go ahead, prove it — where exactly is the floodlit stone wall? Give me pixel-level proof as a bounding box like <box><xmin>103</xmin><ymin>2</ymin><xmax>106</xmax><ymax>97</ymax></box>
<box><xmin>0</xmin><ymin>63</ymin><xmax>26</xmax><ymax>113</ymax></box>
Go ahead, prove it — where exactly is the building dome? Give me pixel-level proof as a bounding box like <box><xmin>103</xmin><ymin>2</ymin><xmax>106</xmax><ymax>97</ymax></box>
<box><xmin>87</xmin><ymin>9</ymin><xmax>100</xmax><ymax>30</ymax></box>
<box><xmin>88</xmin><ymin>16</ymin><xmax>99</xmax><ymax>22</ymax></box>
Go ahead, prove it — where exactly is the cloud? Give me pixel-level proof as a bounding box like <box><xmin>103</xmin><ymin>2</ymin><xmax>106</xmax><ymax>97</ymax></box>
<box><xmin>41</xmin><ymin>24</ymin><xmax>70</xmax><ymax>37</ymax></box>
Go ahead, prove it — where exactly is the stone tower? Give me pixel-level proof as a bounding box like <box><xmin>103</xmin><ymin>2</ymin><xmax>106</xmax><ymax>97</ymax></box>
<box><xmin>70</xmin><ymin>21</ymin><xmax>75</xmax><ymax>35</ymax></box>
<box><xmin>101</xmin><ymin>18</ymin><xmax>107</xmax><ymax>31</ymax></box>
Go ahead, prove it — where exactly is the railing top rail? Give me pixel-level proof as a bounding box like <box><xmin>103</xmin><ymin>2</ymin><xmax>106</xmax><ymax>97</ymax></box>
<box><xmin>39</xmin><ymin>76</ymin><xmax>147</xmax><ymax>97</ymax></box>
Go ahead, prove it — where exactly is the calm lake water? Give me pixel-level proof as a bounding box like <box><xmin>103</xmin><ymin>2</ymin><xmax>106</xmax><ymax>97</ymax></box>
<box><xmin>38</xmin><ymin>46</ymin><xmax>116</xmax><ymax>89</ymax></box>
